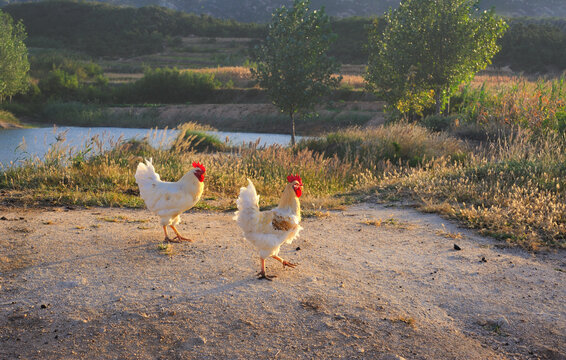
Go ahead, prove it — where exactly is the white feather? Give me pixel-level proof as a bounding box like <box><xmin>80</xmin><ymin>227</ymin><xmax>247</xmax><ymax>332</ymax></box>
<box><xmin>135</xmin><ymin>158</ymin><xmax>204</xmax><ymax>227</ymax></box>
<box><xmin>234</xmin><ymin>179</ymin><xmax>302</xmax><ymax>259</ymax></box>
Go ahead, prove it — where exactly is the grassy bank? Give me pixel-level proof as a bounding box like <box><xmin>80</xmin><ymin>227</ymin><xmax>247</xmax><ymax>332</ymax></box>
<box><xmin>0</xmin><ymin>110</ymin><xmax>25</xmax><ymax>129</ymax></box>
<box><xmin>35</xmin><ymin>101</ymin><xmax>379</xmax><ymax>135</ymax></box>
<box><xmin>1</xmin><ymin>120</ymin><xmax>564</xmax><ymax>250</ymax></box>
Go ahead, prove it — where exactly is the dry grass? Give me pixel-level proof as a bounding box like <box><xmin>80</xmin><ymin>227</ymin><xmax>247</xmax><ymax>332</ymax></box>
<box><xmin>339</xmin><ymin>74</ymin><xmax>365</xmax><ymax>89</ymax></box>
<box><xmin>187</xmin><ymin>66</ymin><xmax>254</xmax><ymax>88</ymax></box>
<box><xmin>435</xmin><ymin>225</ymin><xmax>463</xmax><ymax>240</ymax></box>
<box><xmin>361</xmin><ymin>217</ymin><xmax>415</xmax><ymax>230</ymax></box>
<box><xmin>378</xmin><ymin>130</ymin><xmax>566</xmax><ymax>249</ymax></box>
<box><xmin>1</xmin><ymin>118</ymin><xmax>564</xmax><ymax>250</ymax></box>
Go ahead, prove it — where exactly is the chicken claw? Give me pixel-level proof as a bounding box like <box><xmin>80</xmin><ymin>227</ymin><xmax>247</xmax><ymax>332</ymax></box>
<box><xmin>282</xmin><ymin>260</ymin><xmax>297</xmax><ymax>268</ymax></box>
<box><xmin>169</xmin><ymin>225</ymin><xmax>193</xmax><ymax>242</ymax></box>
<box><xmin>271</xmin><ymin>255</ymin><xmax>297</xmax><ymax>269</ymax></box>
<box><xmin>257</xmin><ymin>271</ymin><xmax>276</xmax><ymax>281</ymax></box>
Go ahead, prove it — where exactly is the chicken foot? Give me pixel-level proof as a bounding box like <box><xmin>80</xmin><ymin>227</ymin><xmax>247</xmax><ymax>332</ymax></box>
<box><xmin>163</xmin><ymin>225</ymin><xmax>193</xmax><ymax>243</ymax></box>
<box><xmin>271</xmin><ymin>255</ymin><xmax>297</xmax><ymax>269</ymax></box>
<box><xmin>257</xmin><ymin>258</ymin><xmax>276</xmax><ymax>281</ymax></box>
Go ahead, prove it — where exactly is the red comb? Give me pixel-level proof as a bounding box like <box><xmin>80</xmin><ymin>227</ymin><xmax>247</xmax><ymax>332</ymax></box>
<box><xmin>192</xmin><ymin>162</ymin><xmax>206</xmax><ymax>173</ymax></box>
<box><xmin>287</xmin><ymin>173</ymin><xmax>302</xmax><ymax>185</ymax></box>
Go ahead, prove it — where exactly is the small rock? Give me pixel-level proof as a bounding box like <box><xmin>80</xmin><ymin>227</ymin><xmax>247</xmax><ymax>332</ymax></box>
<box><xmin>334</xmin><ymin>313</ymin><xmax>346</xmax><ymax>320</ymax></box>
<box><xmin>40</xmin><ymin>304</ymin><xmax>48</xmax><ymax>309</ymax></box>
<box><xmin>296</xmin><ymin>246</ymin><xmax>301</xmax><ymax>251</ymax></box>
<box><xmin>454</xmin><ymin>244</ymin><xmax>462</xmax><ymax>251</ymax></box>
<box><xmin>0</xmin><ymin>216</ymin><xmax>7</xmax><ymax>220</ymax></box>
<box><xmin>182</xmin><ymin>336</ymin><xmax>207</xmax><ymax>350</ymax></box>
<box><xmin>481</xmin><ymin>257</ymin><xmax>487</xmax><ymax>263</ymax></box>
<box><xmin>380</xmin><ymin>355</ymin><xmax>406</xmax><ymax>360</ymax></box>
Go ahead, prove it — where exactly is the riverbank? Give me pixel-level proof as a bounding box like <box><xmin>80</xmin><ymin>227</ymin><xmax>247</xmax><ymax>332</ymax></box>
<box><xmin>22</xmin><ymin>101</ymin><xmax>385</xmax><ymax>135</ymax></box>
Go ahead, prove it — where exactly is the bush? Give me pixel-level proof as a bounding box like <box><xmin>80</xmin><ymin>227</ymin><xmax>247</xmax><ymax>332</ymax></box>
<box><xmin>118</xmin><ymin>67</ymin><xmax>220</xmax><ymax>104</ymax></box>
<box><xmin>0</xmin><ymin>109</ymin><xmax>20</xmax><ymax>126</ymax></box>
<box><xmin>556</xmin><ymin>111</ymin><xmax>566</xmax><ymax>134</ymax></box>
<box><xmin>298</xmin><ymin>123</ymin><xmax>467</xmax><ymax>168</ymax></box>
<box><xmin>421</xmin><ymin>114</ymin><xmax>462</xmax><ymax>132</ymax></box>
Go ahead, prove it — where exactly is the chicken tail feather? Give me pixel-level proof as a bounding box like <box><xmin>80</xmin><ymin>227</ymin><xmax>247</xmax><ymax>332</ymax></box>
<box><xmin>233</xmin><ymin>179</ymin><xmax>260</xmax><ymax>233</ymax></box>
<box><xmin>135</xmin><ymin>158</ymin><xmax>161</xmax><ymax>185</ymax></box>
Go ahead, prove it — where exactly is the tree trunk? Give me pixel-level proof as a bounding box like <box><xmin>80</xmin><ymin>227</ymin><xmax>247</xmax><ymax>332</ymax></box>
<box><xmin>290</xmin><ymin>111</ymin><xmax>296</xmax><ymax>146</ymax></box>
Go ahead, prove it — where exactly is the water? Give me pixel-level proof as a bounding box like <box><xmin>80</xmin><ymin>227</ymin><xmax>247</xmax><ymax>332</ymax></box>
<box><xmin>0</xmin><ymin>126</ymin><xmax>300</xmax><ymax>167</ymax></box>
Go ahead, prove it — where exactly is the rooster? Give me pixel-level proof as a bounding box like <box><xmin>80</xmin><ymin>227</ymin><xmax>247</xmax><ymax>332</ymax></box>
<box><xmin>234</xmin><ymin>174</ymin><xmax>303</xmax><ymax>280</ymax></box>
<box><xmin>135</xmin><ymin>158</ymin><xmax>205</xmax><ymax>243</ymax></box>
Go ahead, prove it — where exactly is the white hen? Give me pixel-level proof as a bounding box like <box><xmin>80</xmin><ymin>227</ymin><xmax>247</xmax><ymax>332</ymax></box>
<box><xmin>135</xmin><ymin>158</ymin><xmax>205</xmax><ymax>242</ymax></box>
<box><xmin>234</xmin><ymin>175</ymin><xmax>303</xmax><ymax>280</ymax></box>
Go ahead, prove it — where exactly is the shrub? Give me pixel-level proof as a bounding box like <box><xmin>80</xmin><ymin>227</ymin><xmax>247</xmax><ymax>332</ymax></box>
<box><xmin>119</xmin><ymin>67</ymin><xmax>220</xmax><ymax>104</ymax></box>
<box><xmin>421</xmin><ymin>114</ymin><xmax>461</xmax><ymax>132</ymax></box>
<box><xmin>298</xmin><ymin>123</ymin><xmax>467</xmax><ymax>168</ymax></box>
<box><xmin>172</xmin><ymin>129</ymin><xmax>229</xmax><ymax>153</ymax></box>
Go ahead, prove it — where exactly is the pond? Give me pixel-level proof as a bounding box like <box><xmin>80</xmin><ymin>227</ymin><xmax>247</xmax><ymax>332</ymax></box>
<box><xmin>0</xmin><ymin>126</ymin><xmax>302</xmax><ymax>167</ymax></box>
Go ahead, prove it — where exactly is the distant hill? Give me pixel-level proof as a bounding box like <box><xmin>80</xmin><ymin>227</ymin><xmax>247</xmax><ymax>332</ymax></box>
<box><xmin>2</xmin><ymin>0</ymin><xmax>566</xmax><ymax>22</ymax></box>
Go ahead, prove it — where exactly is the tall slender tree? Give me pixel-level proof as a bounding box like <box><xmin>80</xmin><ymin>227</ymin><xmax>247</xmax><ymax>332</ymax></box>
<box><xmin>251</xmin><ymin>0</ymin><xmax>340</xmax><ymax>145</ymax></box>
<box><xmin>366</xmin><ymin>0</ymin><xmax>507</xmax><ymax>116</ymax></box>
<box><xmin>0</xmin><ymin>9</ymin><xmax>29</xmax><ymax>102</ymax></box>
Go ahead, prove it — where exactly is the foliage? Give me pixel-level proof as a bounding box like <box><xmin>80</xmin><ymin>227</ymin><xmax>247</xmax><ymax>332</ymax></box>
<box><xmin>0</xmin><ymin>109</ymin><xmax>20</xmax><ymax>125</ymax></box>
<box><xmin>452</xmin><ymin>75</ymin><xmax>566</xmax><ymax>135</ymax></box>
<box><xmin>494</xmin><ymin>19</ymin><xmax>566</xmax><ymax>73</ymax></box>
<box><xmin>3</xmin><ymin>0</ymin><xmax>265</xmax><ymax>57</ymax></box>
<box><xmin>0</xmin><ymin>9</ymin><xmax>29</xmax><ymax>102</ymax></box>
<box><xmin>251</xmin><ymin>0</ymin><xmax>341</xmax><ymax>145</ymax></box>
<box><xmin>117</xmin><ymin>67</ymin><xmax>220</xmax><ymax>104</ymax></box>
<box><xmin>366</xmin><ymin>0</ymin><xmax>507</xmax><ymax>117</ymax></box>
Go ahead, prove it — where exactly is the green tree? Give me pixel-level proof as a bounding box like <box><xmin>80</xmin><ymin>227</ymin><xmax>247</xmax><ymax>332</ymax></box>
<box><xmin>0</xmin><ymin>10</ymin><xmax>29</xmax><ymax>102</ymax></box>
<box><xmin>251</xmin><ymin>0</ymin><xmax>341</xmax><ymax>145</ymax></box>
<box><xmin>366</xmin><ymin>0</ymin><xmax>507</xmax><ymax>116</ymax></box>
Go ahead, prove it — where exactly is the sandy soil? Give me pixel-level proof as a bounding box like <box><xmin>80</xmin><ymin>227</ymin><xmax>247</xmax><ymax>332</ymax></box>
<box><xmin>1</xmin><ymin>203</ymin><xmax>565</xmax><ymax>359</ymax></box>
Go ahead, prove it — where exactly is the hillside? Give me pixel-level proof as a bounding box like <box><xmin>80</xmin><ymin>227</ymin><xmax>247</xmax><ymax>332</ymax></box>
<box><xmin>3</xmin><ymin>1</ymin><xmax>566</xmax><ymax>71</ymax></box>
<box><xmin>2</xmin><ymin>0</ymin><xmax>566</xmax><ymax>21</ymax></box>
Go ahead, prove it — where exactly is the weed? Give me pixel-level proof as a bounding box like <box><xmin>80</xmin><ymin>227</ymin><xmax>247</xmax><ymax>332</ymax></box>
<box><xmin>361</xmin><ymin>217</ymin><xmax>414</xmax><ymax>230</ymax></box>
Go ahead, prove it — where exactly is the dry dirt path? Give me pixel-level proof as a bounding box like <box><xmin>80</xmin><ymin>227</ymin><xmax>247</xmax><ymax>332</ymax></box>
<box><xmin>1</xmin><ymin>204</ymin><xmax>565</xmax><ymax>359</ymax></box>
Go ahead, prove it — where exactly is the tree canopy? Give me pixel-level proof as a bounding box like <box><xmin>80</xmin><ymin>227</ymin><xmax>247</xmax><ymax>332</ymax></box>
<box><xmin>366</xmin><ymin>0</ymin><xmax>507</xmax><ymax>116</ymax></box>
<box><xmin>251</xmin><ymin>0</ymin><xmax>340</xmax><ymax>145</ymax></box>
<box><xmin>0</xmin><ymin>9</ymin><xmax>29</xmax><ymax>102</ymax></box>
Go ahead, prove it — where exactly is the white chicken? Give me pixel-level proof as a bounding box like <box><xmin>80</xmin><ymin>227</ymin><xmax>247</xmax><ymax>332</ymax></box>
<box><xmin>234</xmin><ymin>174</ymin><xmax>303</xmax><ymax>280</ymax></box>
<box><xmin>135</xmin><ymin>158</ymin><xmax>205</xmax><ymax>242</ymax></box>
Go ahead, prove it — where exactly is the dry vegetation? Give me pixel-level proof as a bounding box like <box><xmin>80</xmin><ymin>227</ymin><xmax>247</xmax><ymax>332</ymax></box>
<box><xmin>2</xmin><ymin>71</ymin><xmax>566</xmax><ymax>251</ymax></box>
<box><xmin>2</xmin><ymin>117</ymin><xmax>564</xmax><ymax>250</ymax></box>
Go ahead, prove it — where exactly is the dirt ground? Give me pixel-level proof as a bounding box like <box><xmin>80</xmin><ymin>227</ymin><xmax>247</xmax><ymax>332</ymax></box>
<box><xmin>1</xmin><ymin>203</ymin><xmax>565</xmax><ymax>360</ymax></box>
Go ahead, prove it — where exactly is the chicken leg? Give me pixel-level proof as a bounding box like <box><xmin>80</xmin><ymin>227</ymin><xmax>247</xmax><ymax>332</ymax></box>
<box><xmin>170</xmin><ymin>225</ymin><xmax>193</xmax><ymax>242</ymax></box>
<box><xmin>257</xmin><ymin>258</ymin><xmax>276</xmax><ymax>281</ymax></box>
<box><xmin>271</xmin><ymin>255</ymin><xmax>297</xmax><ymax>269</ymax></box>
<box><xmin>163</xmin><ymin>225</ymin><xmax>192</xmax><ymax>243</ymax></box>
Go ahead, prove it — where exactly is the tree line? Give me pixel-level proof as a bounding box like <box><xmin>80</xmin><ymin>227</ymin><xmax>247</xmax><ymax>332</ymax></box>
<box><xmin>2</xmin><ymin>0</ymin><xmax>566</xmax><ymax>72</ymax></box>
